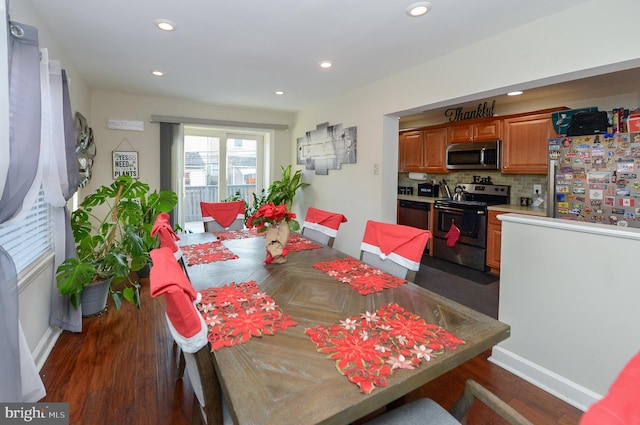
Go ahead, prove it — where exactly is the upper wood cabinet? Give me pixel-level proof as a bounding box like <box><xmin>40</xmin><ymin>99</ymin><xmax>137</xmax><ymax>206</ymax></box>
<box><xmin>448</xmin><ymin>119</ymin><xmax>502</xmax><ymax>143</ymax></box>
<box><xmin>423</xmin><ymin>126</ymin><xmax>448</xmax><ymax>172</ymax></box>
<box><xmin>502</xmin><ymin>112</ymin><xmax>559</xmax><ymax>174</ymax></box>
<box><xmin>399</xmin><ymin>130</ymin><xmax>425</xmax><ymax>171</ymax></box>
<box><xmin>399</xmin><ymin>127</ymin><xmax>448</xmax><ymax>172</ymax></box>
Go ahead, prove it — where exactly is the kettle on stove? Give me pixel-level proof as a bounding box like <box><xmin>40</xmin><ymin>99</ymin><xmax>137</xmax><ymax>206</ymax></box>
<box><xmin>453</xmin><ymin>186</ymin><xmax>466</xmax><ymax>201</ymax></box>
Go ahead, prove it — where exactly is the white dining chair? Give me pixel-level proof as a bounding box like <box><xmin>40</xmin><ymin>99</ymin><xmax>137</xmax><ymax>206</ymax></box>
<box><xmin>362</xmin><ymin>379</ymin><xmax>533</xmax><ymax>425</ymax></box>
<box><xmin>149</xmin><ymin>247</ymin><xmax>233</xmax><ymax>425</ymax></box>
<box><xmin>359</xmin><ymin>220</ymin><xmax>431</xmax><ymax>282</ymax></box>
<box><xmin>200</xmin><ymin>201</ymin><xmax>245</xmax><ymax>232</ymax></box>
<box><xmin>300</xmin><ymin>206</ymin><xmax>348</xmax><ymax>248</ymax></box>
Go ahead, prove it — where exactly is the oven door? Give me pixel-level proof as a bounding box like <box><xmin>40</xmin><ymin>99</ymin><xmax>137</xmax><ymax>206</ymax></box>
<box><xmin>433</xmin><ymin>204</ymin><xmax>486</xmax><ymax>247</ymax></box>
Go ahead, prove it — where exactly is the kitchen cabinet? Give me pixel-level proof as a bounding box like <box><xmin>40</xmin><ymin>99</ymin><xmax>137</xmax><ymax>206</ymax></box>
<box><xmin>486</xmin><ymin>210</ymin><xmax>502</xmax><ymax>274</ymax></box>
<box><xmin>399</xmin><ymin>130</ymin><xmax>425</xmax><ymax>171</ymax></box>
<box><xmin>399</xmin><ymin>127</ymin><xmax>448</xmax><ymax>172</ymax></box>
<box><xmin>448</xmin><ymin>118</ymin><xmax>501</xmax><ymax>143</ymax></box>
<box><xmin>501</xmin><ymin>111</ymin><xmax>559</xmax><ymax>174</ymax></box>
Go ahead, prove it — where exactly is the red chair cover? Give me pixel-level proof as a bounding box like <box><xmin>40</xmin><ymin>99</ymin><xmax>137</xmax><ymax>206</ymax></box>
<box><xmin>360</xmin><ymin>220</ymin><xmax>430</xmax><ymax>271</ymax></box>
<box><xmin>150</xmin><ymin>247</ymin><xmax>206</xmax><ymax>349</ymax></box>
<box><xmin>580</xmin><ymin>351</ymin><xmax>640</xmax><ymax>425</ymax></box>
<box><xmin>302</xmin><ymin>207</ymin><xmax>348</xmax><ymax>237</ymax></box>
<box><xmin>200</xmin><ymin>200</ymin><xmax>245</xmax><ymax>228</ymax></box>
<box><xmin>151</xmin><ymin>212</ymin><xmax>180</xmax><ymax>252</ymax></box>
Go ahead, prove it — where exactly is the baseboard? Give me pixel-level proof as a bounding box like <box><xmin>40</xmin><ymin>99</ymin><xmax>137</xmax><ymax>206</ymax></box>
<box><xmin>489</xmin><ymin>346</ymin><xmax>601</xmax><ymax>412</ymax></box>
<box><xmin>32</xmin><ymin>326</ymin><xmax>62</xmax><ymax>372</ymax></box>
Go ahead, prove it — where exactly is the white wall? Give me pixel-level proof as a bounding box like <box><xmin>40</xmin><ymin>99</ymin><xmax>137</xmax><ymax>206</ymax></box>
<box><xmin>293</xmin><ymin>0</ymin><xmax>640</xmax><ymax>258</ymax></box>
<box><xmin>491</xmin><ymin>214</ymin><xmax>640</xmax><ymax>411</ymax></box>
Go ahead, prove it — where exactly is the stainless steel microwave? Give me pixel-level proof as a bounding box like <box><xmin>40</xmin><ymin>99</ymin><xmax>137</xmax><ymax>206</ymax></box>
<box><xmin>446</xmin><ymin>140</ymin><xmax>501</xmax><ymax>170</ymax></box>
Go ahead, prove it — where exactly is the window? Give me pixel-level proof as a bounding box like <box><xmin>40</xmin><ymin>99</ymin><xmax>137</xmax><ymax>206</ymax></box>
<box><xmin>180</xmin><ymin>127</ymin><xmax>265</xmax><ymax>232</ymax></box>
<box><xmin>0</xmin><ymin>187</ymin><xmax>53</xmax><ymax>274</ymax></box>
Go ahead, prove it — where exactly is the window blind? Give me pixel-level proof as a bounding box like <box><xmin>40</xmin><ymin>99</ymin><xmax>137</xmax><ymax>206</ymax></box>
<box><xmin>0</xmin><ymin>187</ymin><xmax>53</xmax><ymax>273</ymax></box>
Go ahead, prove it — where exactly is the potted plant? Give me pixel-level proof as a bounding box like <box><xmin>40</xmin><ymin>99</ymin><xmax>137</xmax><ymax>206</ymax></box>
<box><xmin>56</xmin><ymin>176</ymin><xmax>172</xmax><ymax>314</ymax></box>
<box><xmin>266</xmin><ymin>165</ymin><xmax>309</xmax><ymax>209</ymax></box>
<box><xmin>135</xmin><ymin>188</ymin><xmax>179</xmax><ymax>277</ymax></box>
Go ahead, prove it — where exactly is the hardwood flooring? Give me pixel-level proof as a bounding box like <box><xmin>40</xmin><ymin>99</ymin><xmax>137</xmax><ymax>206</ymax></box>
<box><xmin>39</xmin><ymin>275</ymin><xmax>584</xmax><ymax>425</ymax></box>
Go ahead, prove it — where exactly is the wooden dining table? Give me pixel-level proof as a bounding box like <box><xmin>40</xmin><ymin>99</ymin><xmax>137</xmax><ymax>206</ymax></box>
<box><xmin>179</xmin><ymin>230</ymin><xmax>510</xmax><ymax>425</ymax></box>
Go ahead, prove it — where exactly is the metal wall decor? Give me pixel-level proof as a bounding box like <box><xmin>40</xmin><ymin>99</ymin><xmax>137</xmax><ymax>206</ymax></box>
<box><xmin>444</xmin><ymin>100</ymin><xmax>496</xmax><ymax>122</ymax></box>
<box><xmin>75</xmin><ymin>111</ymin><xmax>96</xmax><ymax>188</ymax></box>
<box><xmin>296</xmin><ymin>122</ymin><xmax>357</xmax><ymax>175</ymax></box>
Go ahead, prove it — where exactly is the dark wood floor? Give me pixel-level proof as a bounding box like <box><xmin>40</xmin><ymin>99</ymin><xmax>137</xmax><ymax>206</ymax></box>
<box><xmin>39</xmin><ymin>276</ymin><xmax>584</xmax><ymax>425</ymax></box>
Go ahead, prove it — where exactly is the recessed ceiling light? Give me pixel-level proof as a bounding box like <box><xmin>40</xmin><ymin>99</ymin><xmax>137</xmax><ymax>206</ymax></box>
<box><xmin>406</xmin><ymin>2</ymin><xmax>432</xmax><ymax>17</ymax></box>
<box><xmin>275</xmin><ymin>91</ymin><xmax>285</xmax><ymax>95</ymax></box>
<box><xmin>151</xmin><ymin>70</ymin><xmax>164</xmax><ymax>76</ymax></box>
<box><xmin>507</xmin><ymin>90</ymin><xmax>524</xmax><ymax>96</ymax></box>
<box><xmin>155</xmin><ymin>19</ymin><xmax>176</xmax><ymax>31</ymax></box>
<box><xmin>319</xmin><ymin>61</ymin><xmax>333</xmax><ymax>69</ymax></box>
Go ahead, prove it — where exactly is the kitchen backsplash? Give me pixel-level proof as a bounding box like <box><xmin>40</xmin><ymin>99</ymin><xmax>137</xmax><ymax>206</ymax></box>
<box><xmin>398</xmin><ymin>171</ymin><xmax>547</xmax><ymax>204</ymax></box>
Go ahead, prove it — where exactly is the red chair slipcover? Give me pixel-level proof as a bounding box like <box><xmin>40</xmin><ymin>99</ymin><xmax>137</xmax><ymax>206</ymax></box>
<box><xmin>302</xmin><ymin>207</ymin><xmax>348</xmax><ymax>237</ymax></box>
<box><xmin>200</xmin><ymin>201</ymin><xmax>245</xmax><ymax>229</ymax></box>
<box><xmin>360</xmin><ymin>220</ymin><xmax>431</xmax><ymax>271</ymax></box>
<box><xmin>151</xmin><ymin>212</ymin><xmax>180</xmax><ymax>253</ymax></box>
<box><xmin>579</xmin><ymin>351</ymin><xmax>640</xmax><ymax>425</ymax></box>
<box><xmin>149</xmin><ymin>247</ymin><xmax>207</xmax><ymax>353</ymax></box>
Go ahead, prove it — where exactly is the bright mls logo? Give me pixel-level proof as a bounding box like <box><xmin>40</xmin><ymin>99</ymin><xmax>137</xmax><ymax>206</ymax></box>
<box><xmin>0</xmin><ymin>403</ymin><xmax>68</xmax><ymax>425</ymax></box>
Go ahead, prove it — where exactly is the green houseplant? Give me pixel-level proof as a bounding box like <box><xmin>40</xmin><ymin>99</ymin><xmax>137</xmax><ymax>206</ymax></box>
<box><xmin>56</xmin><ymin>176</ymin><xmax>176</xmax><ymax>312</ymax></box>
<box><xmin>245</xmin><ymin>165</ymin><xmax>309</xmax><ymax>226</ymax></box>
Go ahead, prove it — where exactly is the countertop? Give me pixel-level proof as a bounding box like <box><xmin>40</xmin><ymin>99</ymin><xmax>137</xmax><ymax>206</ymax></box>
<box><xmin>397</xmin><ymin>194</ymin><xmax>548</xmax><ymax>216</ymax></box>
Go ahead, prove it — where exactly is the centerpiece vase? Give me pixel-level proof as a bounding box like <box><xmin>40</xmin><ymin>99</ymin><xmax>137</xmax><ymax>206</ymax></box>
<box><xmin>265</xmin><ymin>222</ymin><xmax>290</xmax><ymax>264</ymax></box>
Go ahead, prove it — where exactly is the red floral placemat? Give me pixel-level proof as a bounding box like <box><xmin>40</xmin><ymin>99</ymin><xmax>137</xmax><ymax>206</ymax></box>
<box><xmin>197</xmin><ymin>280</ymin><xmax>298</xmax><ymax>351</ymax></box>
<box><xmin>286</xmin><ymin>233</ymin><xmax>323</xmax><ymax>251</ymax></box>
<box><xmin>213</xmin><ymin>228</ymin><xmax>261</xmax><ymax>240</ymax></box>
<box><xmin>181</xmin><ymin>241</ymin><xmax>239</xmax><ymax>265</ymax></box>
<box><xmin>313</xmin><ymin>257</ymin><xmax>407</xmax><ymax>295</ymax></box>
<box><xmin>305</xmin><ymin>303</ymin><xmax>465</xmax><ymax>394</ymax></box>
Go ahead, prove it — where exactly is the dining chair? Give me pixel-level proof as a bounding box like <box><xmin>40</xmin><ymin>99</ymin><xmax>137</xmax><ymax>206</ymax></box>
<box><xmin>359</xmin><ymin>220</ymin><xmax>431</xmax><ymax>282</ymax></box>
<box><xmin>300</xmin><ymin>206</ymin><xmax>348</xmax><ymax>247</ymax></box>
<box><xmin>149</xmin><ymin>247</ymin><xmax>232</xmax><ymax>425</ymax></box>
<box><xmin>200</xmin><ymin>200</ymin><xmax>245</xmax><ymax>232</ymax></box>
<box><xmin>362</xmin><ymin>379</ymin><xmax>533</xmax><ymax>425</ymax></box>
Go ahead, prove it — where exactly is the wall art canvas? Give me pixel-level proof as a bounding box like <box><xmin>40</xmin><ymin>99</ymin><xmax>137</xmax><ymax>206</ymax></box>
<box><xmin>297</xmin><ymin>122</ymin><xmax>357</xmax><ymax>175</ymax></box>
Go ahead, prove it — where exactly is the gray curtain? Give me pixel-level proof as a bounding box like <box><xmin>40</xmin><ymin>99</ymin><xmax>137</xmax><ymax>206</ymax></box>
<box><xmin>160</xmin><ymin>122</ymin><xmax>182</xmax><ymax>226</ymax></box>
<box><xmin>0</xmin><ymin>19</ymin><xmax>46</xmax><ymax>402</ymax></box>
<box><xmin>0</xmin><ymin>21</ymin><xmax>40</xmax><ymax>223</ymax></box>
<box><xmin>42</xmin><ymin>52</ymin><xmax>81</xmax><ymax>331</ymax></box>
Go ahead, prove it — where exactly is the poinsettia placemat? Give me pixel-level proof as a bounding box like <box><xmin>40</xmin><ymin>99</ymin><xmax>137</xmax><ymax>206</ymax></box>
<box><xmin>181</xmin><ymin>241</ymin><xmax>239</xmax><ymax>265</ymax></box>
<box><xmin>286</xmin><ymin>233</ymin><xmax>323</xmax><ymax>251</ymax></box>
<box><xmin>305</xmin><ymin>303</ymin><xmax>465</xmax><ymax>393</ymax></box>
<box><xmin>213</xmin><ymin>228</ymin><xmax>261</xmax><ymax>240</ymax></box>
<box><xmin>197</xmin><ymin>280</ymin><xmax>298</xmax><ymax>351</ymax></box>
<box><xmin>313</xmin><ymin>257</ymin><xmax>407</xmax><ymax>295</ymax></box>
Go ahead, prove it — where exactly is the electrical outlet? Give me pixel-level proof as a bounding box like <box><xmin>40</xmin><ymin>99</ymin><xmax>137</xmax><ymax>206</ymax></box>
<box><xmin>533</xmin><ymin>184</ymin><xmax>542</xmax><ymax>195</ymax></box>
<box><xmin>373</xmin><ymin>163</ymin><xmax>380</xmax><ymax>175</ymax></box>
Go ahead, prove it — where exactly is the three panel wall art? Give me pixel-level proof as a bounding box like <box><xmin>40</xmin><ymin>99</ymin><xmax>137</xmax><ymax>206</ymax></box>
<box><xmin>297</xmin><ymin>122</ymin><xmax>357</xmax><ymax>175</ymax></box>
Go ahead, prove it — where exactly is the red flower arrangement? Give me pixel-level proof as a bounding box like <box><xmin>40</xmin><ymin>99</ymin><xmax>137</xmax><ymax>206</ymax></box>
<box><xmin>247</xmin><ymin>203</ymin><xmax>300</xmax><ymax>232</ymax></box>
<box><xmin>305</xmin><ymin>303</ymin><xmax>465</xmax><ymax>394</ymax></box>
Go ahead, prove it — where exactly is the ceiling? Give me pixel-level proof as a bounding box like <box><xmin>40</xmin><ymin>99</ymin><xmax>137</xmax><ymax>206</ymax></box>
<box><xmin>21</xmin><ymin>0</ymin><xmax>589</xmax><ymax>113</ymax></box>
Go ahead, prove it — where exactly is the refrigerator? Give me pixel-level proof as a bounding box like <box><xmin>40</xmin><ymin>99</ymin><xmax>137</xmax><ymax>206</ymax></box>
<box><xmin>547</xmin><ymin>132</ymin><xmax>640</xmax><ymax>228</ymax></box>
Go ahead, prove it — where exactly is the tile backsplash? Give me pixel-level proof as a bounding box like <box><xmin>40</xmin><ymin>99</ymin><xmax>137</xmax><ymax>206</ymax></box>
<box><xmin>398</xmin><ymin>171</ymin><xmax>547</xmax><ymax>204</ymax></box>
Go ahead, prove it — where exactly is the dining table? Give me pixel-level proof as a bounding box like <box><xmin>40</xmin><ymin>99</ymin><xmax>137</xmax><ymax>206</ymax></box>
<box><xmin>178</xmin><ymin>230</ymin><xmax>510</xmax><ymax>425</ymax></box>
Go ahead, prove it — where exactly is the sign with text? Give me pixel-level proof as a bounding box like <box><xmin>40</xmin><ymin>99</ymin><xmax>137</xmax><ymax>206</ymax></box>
<box><xmin>0</xmin><ymin>403</ymin><xmax>69</xmax><ymax>424</ymax></box>
<box><xmin>445</xmin><ymin>100</ymin><xmax>496</xmax><ymax>122</ymax></box>
<box><xmin>112</xmin><ymin>151</ymin><xmax>139</xmax><ymax>179</ymax></box>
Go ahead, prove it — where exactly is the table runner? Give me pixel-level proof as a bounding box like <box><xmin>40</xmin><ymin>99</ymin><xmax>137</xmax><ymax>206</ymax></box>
<box><xmin>197</xmin><ymin>280</ymin><xmax>297</xmax><ymax>351</ymax></box>
<box><xmin>313</xmin><ymin>257</ymin><xmax>407</xmax><ymax>295</ymax></box>
<box><xmin>213</xmin><ymin>228</ymin><xmax>260</xmax><ymax>240</ymax></box>
<box><xmin>181</xmin><ymin>241</ymin><xmax>238</xmax><ymax>265</ymax></box>
<box><xmin>305</xmin><ymin>303</ymin><xmax>465</xmax><ymax>394</ymax></box>
<box><xmin>286</xmin><ymin>232</ymin><xmax>323</xmax><ymax>251</ymax></box>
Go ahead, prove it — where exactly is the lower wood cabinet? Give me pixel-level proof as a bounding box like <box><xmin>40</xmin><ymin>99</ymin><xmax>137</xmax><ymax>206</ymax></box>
<box><xmin>486</xmin><ymin>210</ymin><xmax>503</xmax><ymax>275</ymax></box>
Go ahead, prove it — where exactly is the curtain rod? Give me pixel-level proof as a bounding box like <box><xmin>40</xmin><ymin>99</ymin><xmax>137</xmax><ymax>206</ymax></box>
<box><xmin>150</xmin><ymin>114</ymin><xmax>289</xmax><ymax>131</ymax></box>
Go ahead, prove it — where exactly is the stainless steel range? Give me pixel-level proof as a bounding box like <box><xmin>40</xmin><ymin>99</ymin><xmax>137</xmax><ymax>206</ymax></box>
<box><xmin>433</xmin><ymin>182</ymin><xmax>510</xmax><ymax>271</ymax></box>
